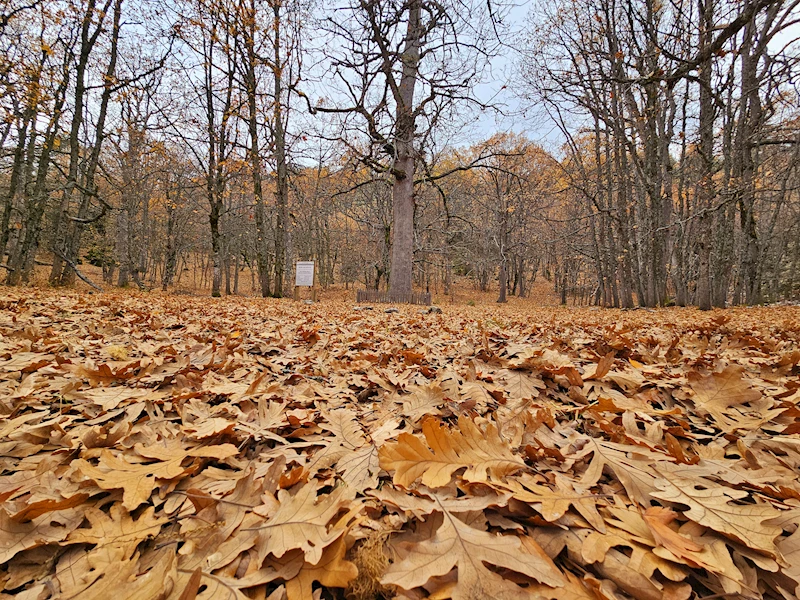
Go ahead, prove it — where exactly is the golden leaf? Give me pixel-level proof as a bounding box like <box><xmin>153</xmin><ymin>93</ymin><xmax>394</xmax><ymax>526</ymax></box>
<box><xmin>378</xmin><ymin>415</ymin><xmax>525</xmax><ymax>488</ymax></box>
<box><xmin>651</xmin><ymin>473</ymin><xmax>781</xmax><ymax>555</ymax></box>
<box><xmin>382</xmin><ymin>508</ymin><xmax>565</xmax><ymax>599</ymax></box>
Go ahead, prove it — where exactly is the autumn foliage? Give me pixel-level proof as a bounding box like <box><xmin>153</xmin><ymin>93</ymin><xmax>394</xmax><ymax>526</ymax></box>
<box><xmin>1</xmin><ymin>289</ymin><xmax>800</xmax><ymax>599</ymax></box>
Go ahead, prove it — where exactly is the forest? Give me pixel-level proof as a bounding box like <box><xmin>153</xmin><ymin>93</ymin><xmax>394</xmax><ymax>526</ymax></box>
<box><xmin>4</xmin><ymin>3</ymin><xmax>800</xmax><ymax>600</ymax></box>
<box><xmin>0</xmin><ymin>0</ymin><xmax>797</xmax><ymax>307</ymax></box>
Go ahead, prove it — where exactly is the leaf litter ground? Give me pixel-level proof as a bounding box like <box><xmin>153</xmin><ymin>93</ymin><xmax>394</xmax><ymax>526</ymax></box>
<box><xmin>1</xmin><ymin>289</ymin><xmax>800</xmax><ymax>600</ymax></box>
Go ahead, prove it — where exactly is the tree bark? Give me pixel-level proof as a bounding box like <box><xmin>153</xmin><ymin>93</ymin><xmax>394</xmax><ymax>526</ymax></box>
<box><xmin>242</xmin><ymin>0</ymin><xmax>271</xmax><ymax>297</ymax></box>
<box><xmin>272</xmin><ymin>0</ymin><xmax>290</xmax><ymax>297</ymax></box>
<box><xmin>387</xmin><ymin>0</ymin><xmax>422</xmax><ymax>295</ymax></box>
<box><xmin>695</xmin><ymin>0</ymin><xmax>715</xmax><ymax>310</ymax></box>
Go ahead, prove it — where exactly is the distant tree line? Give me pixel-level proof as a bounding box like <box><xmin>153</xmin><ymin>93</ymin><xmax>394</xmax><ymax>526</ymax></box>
<box><xmin>0</xmin><ymin>0</ymin><xmax>797</xmax><ymax>307</ymax></box>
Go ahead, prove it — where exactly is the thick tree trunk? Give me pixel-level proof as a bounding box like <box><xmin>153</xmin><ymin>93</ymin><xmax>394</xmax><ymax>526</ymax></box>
<box><xmin>389</xmin><ymin>155</ymin><xmax>415</xmax><ymax>294</ymax></box>
<box><xmin>0</xmin><ymin>115</ymin><xmax>32</xmax><ymax>263</ymax></box>
<box><xmin>242</xmin><ymin>0</ymin><xmax>271</xmax><ymax>297</ymax></box>
<box><xmin>736</xmin><ymin>17</ymin><xmax>763</xmax><ymax>305</ymax></box>
<box><xmin>497</xmin><ymin>258</ymin><xmax>508</xmax><ymax>303</ymax></box>
<box><xmin>272</xmin><ymin>0</ymin><xmax>290</xmax><ymax>297</ymax></box>
<box><xmin>117</xmin><ymin>206</ymin><xmax>131</xmax><ymax>286</ymax></box>
<box><xmin>695</xmin><ymin>0</ymin><xmax>715</xmax><ymax>310</ymax></box>
<box><xmin>210</xmin><ymin>202</ymin><xmax>222</xmax><ymax>297</ymax></box>
<box><xmin>6</xmin><ymin>61</ymin><xmax>68</xmax><ymax>286</ymax></box>
<box><xmin>388</xmin><ymin>0</ymin><xmax>421</xmax><ymax>296</ymax></box>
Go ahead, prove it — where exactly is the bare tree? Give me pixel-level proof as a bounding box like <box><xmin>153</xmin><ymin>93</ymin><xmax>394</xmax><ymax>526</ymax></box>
<box><xmin>307</xmin><ymin>0</ymin><xmax>503</xmax><ymax>295</ymax></box>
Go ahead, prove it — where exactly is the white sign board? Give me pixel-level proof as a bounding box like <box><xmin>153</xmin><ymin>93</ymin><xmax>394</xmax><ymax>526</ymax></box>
<box><xmin>295</xmin><ymin>261</ymin><xmax>315</xmax><ymax>287</ymax></box>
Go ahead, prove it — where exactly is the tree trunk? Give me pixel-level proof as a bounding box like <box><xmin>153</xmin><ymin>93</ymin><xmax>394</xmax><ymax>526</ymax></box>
<box><xmin>51</xmin><ymin>0</ymin><xmax>120</xmax><ymax>286</ymax></box>
<box><xmin>497</xmin><ymin>258</ymin><xmax>508</xmax><ymax>303</ymax></box>
<box><xmin>0</xmin><ymin>114</ymin><xmax>32</xmax><ymax>263</ymax></box>
<box><xmin>6</xmin><ymin>57</ymin><xmax>70</xmax><ymax>286</ymax></box>
<box><xmin>388</xmin><ymin>0</ymin><xmax>421</xmax><ymax>296</ymax></box>
<box><xmin>210</xmin><ymin>201</ymin><xmax>222</xmax><ymax>297</ymax></box>
<box><xmin>695</xmin><ymin>0</ymin><xmax>715</xmax><ymax>310</ymax></box>
<box><xmin>162</xmin><ymin>180</ymin><xmax>178</xmax><ymax>291</ymax></box>
<box><xmin>243</xmin><ymin>0</ymin><xmax>271</xmax><ymax>297</ymax></box>
<box><xmin>272</xmin><ymin>0</ymin><xmax>290</xmax><ymax>297</ymax></box>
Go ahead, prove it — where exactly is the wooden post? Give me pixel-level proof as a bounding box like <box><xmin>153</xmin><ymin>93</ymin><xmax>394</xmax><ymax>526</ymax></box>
<box><xmin>312</xmin><ymin>267</ymin><xmax>318</xmax><ymax>302</ymax></box>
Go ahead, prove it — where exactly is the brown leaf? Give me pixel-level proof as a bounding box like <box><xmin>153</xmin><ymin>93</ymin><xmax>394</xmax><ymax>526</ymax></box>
<box><xmin>382</xmin><ymin>508</ymin><xmax>565</xmax><ymax>598</ymax></box>
<box><xmin>0</xmin><ymin>508</ymin><xmax>83</xmax><ymax>564</ymax></box>
<box><xmin>11</xmin><ymin>493</ymin><xmax>90</xmax><ymax>523</ymax></box>
<box><xmin>687</xmin><ymin>365</ymin><xmax>762</xmax><ymax>431</ymax></box>
<box><xmin>177</xmin><ymin>568</ymin><xmax>202</xmax><ymax>600</ymax></box>
<box><xmin>284</xmin><ymin>535</ymin><xmax>358</xmax><ymax>600</ymax></box>
<box><xmin>75</xmin><ymin>444</ymin><xmax>238</xmax><ymax>510</ymax></box>
<box><xmin>642</xmin><ymin>507</ymin><xmax>703</xmax><ymax>555</ymax></box>
<box><xmin>253</xmin><ymin>481</ymin><xmax>358</xmax><ymax>565</ymax></box>
<box><xmin>651</xmin><ymin>472</ymin><xmax>781</xmax><ymax>555</ymax></box>
<box><xmin>379</xmin><ymin>415</ymin><xmax>525</xmax><ymax>488</ymax></box>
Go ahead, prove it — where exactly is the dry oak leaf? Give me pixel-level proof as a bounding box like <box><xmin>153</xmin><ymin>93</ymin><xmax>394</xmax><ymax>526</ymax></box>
<box><xmin>305</xmin><ymin>408</ymin><xmax>365</xmax><ymax>476</ymax></box>
<box><xmin>382</xmin><ymin>508</ymin><xmax>565</xmax><ymax>600</ymax></box>
<box><xmin>61</xmin><ymin>360</ymin><xmax>141</xmax><ymax>386</ymax></box>
<box><xmin>687</xmin><ymin>365</ymin><xmax>762</xmax><ymax>431</ymax></box>
<box><xmin>642</xmin><ymin>507</ymin><xmax>703</xmax><ymax>556</ymax></box>
<box><xmin>0</xmin><ymin>508</ymin><xmax>83</xmax><ymax>564</ymax></box>
<box><xmin>640</xmin><ymin>506</ymin><xmax>748</xmax><ymax>586</ymax></box>
<box><xmin>65</xmin><ymin>547</ymin><xmax>178</xmax><ymax>600</ymax></box>
<box><xmin>504</xmin><ymin>474</ymin><xmax>605</xmax><ymax>532</ymax></box>
<box><xmin>337</xmin><ymin>443</ymin><xmax>381</xmax><ymax>491</ymax></box>
<box><xmin>369</xmin><ymin>485</ymin><xmax>511</xmax><ymax>520</ymax></box>
<box><xmin>0</xmin><ymin>352</ymin><xmax>53</xmax><ymax>373</ymax></box>
<box><xmin>283</xmin><ymin>535</ymin><xmax>358</xmax><ymax>600</ymax></box>
<box><xmin>253</xmin><ymin>481</ymin><xmax>358</xmax><ymax>565</ymax></box>
<box><xmin>236</xmin><ymin>398</ymin><xmax>287</xmax><ymax>443</ymax></box>
<box><xmin>182</xmin><ymin>417</ymin><xmax>236</xmax><ymax>440</ymax></box>
<box><xmin>777</xmin><ymin>527</ymin><xmax>800</xmax><ymax>596</ymax></box>
<box><xmin>75</xmin><ymin>443</ymin><xmax>238</xmax><ymax>511</ymax></box>
<box><xmin>498</xmin><ymin>369</ymin><xmax>545</xmax><ymax>401</ymax></box>
<box><xmin>583</xmin><ymin>351</ymin><xmax>616</xmax><ymax>381</ymax></box>
<box><xmin>531</xmin><ymin>526</ymin><xmax>689</xmax><ymax>600</ymax></box>
<box><xmin>651</xmin><ymin>524</ymin><xmax>750</xmax><ymax>596</ymax></box>
<box><xmin>400</xmin><ymin>384</ymin><xmax>446</xmax><ymax>422</ymax></box>
<box><xmin>378</xmin><ymin>415</ymin><xmax>525</xmax><ymax>488</ymax></box>
<box><xmin>651</xmin><ymin>473</ymin><xmax>782</xmax><ymax>556</ymax></box>
<box><xmin>570</xmin><ymin>437</ymin><xmax>674</xmax><ymax>506</ymax></box>
<box><xmin>10</xmin><ymin>493</ymin><xmax>89</xmax><ymax>523</ymax></box>
<box><xmin>336</xmin><ymin>417</ymin><xmax>401</xmax><ymax>492</ymax></box>
<box><xmin>167</xmin><ymin>566</ymin><xmax>277</xmax><ymax>600</ymax></box>
<box><xmin>67</xmin><ymin>504</ymin><xmax>166</xmax><ymax>559</ymax></box>
<box><xmin>524</xmin><ymin>571</ymin><xmax>600</xmax><ymax>600</ymax></box>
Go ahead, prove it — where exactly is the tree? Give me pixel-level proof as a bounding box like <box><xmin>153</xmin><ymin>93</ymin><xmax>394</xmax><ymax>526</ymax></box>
<box><xmin>521</xmin><ymin>0</ymin><xmax>796</xmax><ymax>307</ymax></box>
<box><xmin>49</xmin><ymin>0</ymin><xmax>122</xmax><ymax>287</ymax></box>
<box><xmin>5</xmin><ymin>1</ymin><xmax>76</xmax><ymax>284</ymax></box>
<box><xmin>309</xmin><ymin>0</ymin><xmax>503</xmax><ymax>295</ymax></box>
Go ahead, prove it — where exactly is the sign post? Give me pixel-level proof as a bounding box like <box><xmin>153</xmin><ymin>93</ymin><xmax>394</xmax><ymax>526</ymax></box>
<box><xmin>294</xmin><ymin>261</ymin><xmax>316</xmax><ymax>302</ymax></box>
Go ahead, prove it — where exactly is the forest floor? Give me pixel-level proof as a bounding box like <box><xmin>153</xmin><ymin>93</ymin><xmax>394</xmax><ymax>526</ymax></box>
<box><xmin>1</xmin><ymin>287</ymin><xmax>799</xmax><ymax>599</ymax></box>
<box><xmin>25</xmin><ymin>262</ymin><xmax>565</xmax><ymax>307</ymax></box>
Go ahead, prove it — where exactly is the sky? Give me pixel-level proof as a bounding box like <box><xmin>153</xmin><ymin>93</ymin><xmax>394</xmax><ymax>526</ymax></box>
<box><xmin>296</xmin><ymin>0</ymin><xmax>799</xmax><ymax>165</ymax></box>
<box><xmin>470</xmin><ymin>0</ymin><xmax>800</xmax><ymax>153</ymax></box>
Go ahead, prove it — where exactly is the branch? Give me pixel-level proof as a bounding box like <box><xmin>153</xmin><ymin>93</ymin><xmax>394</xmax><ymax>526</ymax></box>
<box><xmin>414</xmin><ymin>149</ymin><xmax>525</xmax><ymax>185</ymax></box>
<box><xmin>666</xmin><ymin>0</ymin><xmax>785</xmax><ymax>86</ymax></box>
<box><xmin>51</xmin><ymin>248</ymin><xmax>103</xmax><ymax>292</ymax></box>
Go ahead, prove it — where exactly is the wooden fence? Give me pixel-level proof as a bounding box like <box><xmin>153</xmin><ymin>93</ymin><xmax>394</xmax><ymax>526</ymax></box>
<box><xmin>356</xmin><ymin>289</ymin><xmax>432</xmax><ymax>305</ymax></box>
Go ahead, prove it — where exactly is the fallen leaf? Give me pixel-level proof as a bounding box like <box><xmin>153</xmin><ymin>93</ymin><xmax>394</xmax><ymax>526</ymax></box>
<box><xmin>379</xmin><ymin>415</ymin><xmax>525</xmax><ymax>488</ymax></box>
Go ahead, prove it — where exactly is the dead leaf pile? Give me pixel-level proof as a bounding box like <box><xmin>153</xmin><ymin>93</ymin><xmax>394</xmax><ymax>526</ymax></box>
<box><xmin>1</xmin><ymin>289</ymin><xmax>800</xmax><ymax>599</ymax></box>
